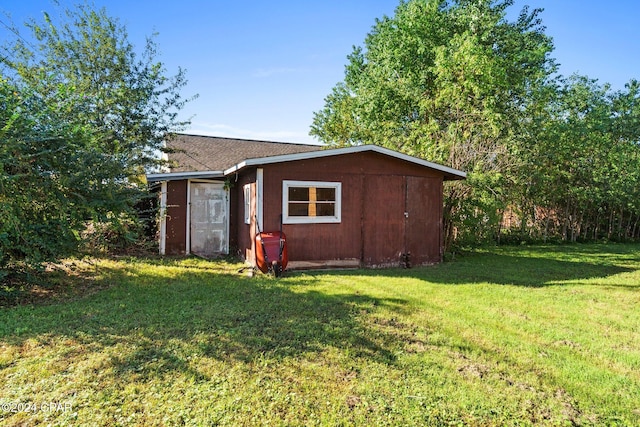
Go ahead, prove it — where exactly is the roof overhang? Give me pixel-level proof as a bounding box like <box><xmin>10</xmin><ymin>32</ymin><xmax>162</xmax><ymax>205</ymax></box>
<box><xmin>225</xmin><ymin>145</ymin><xmax>466</xmax><ymax>180</ymax></box>
<box><xmin>148</xmin><ymin>145</ymin><xmax>466</xmax><ymax>182</ymax></box>
<box><xmin>146</xmin><ymin>170</ymin><xmax>224</xmax><ymax>183</ymax></box>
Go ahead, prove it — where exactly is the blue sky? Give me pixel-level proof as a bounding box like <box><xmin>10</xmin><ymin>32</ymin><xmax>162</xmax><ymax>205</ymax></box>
<box><xmin>3</xmin><ymin>1</ymin><xmax>639</xmax><ymax>144</ymax></box>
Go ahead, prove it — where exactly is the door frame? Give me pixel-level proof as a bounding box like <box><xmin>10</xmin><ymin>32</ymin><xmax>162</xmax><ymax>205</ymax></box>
<box><xmin>186</xmin><ymin>179</ymin><xmax>230</xmax><ymax>255</ymax></box>
<box><xmin>404</xmin><ymin>176</ymin><xmax>443</xmax><ymax>265</ymax></box>
<box><xmin>362</xmin><ymin>175</ymin><xmax>405</xmax><ymax>267</ymax></box>
<box><xmin>361</xmin><ymin>175</ymin><xmax>442</xmax><ymax>266</ymax></box>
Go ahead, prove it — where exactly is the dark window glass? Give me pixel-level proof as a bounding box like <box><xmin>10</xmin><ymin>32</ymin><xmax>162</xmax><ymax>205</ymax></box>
<box><xmin>316</xmin><ymin>188</ymin><xmax>335</xmax><ymax>202</ymax></box>
<box><xmin>316</xmin><ymin>203</ymin><xmax>335</xmax><ymax>216</ymax></box>
<box><xmin>288</xmin><ymin>203</ymin><xmax>309</xmax><ymax>216</ymax></box>
<box><xmin>289</xmin><ymin>187</ymin><xmax>309</xmax><ymax>202</ymax></box>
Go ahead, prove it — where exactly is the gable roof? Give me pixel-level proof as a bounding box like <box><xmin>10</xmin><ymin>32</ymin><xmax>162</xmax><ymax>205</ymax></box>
<box><xmin>225</xmin><ymin>144</ymin><xmax>466</xmax><ymax>180</ymax></box>
<box><xmin>147</xmin><ymin>134</ymin><xmax>466</xmax><ymax>182</ymax></box>
<box><xmin>164</xmin><ymin>134</ymin><xmax>320</xmax><ymax>172</ymax></box>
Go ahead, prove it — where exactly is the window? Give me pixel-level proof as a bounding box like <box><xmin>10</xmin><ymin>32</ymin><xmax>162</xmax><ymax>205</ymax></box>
<box><xmin>283</xmin><ymin>180</ymin><xmax>341</xmax><ymax>224</ymax></box>
<box><xmin>243</xmin><ymin>184</ymin><xmax>251</xmax><ymax>224</ymax></box>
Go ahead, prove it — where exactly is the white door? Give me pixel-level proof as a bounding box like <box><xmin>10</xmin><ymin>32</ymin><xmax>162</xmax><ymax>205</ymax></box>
<box><xmin>189</xmin><ymin>182</ymin><xmax>228</xmax><ymax>257</ymax></box>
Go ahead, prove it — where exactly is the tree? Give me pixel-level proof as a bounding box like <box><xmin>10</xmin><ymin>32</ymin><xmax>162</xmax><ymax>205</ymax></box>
<box><xmin>1</xmin><ymin>3</ymin><xmax>193</xmax><ymax>276</ymax></box>
<box><xmin>311</xmin><ymin>0</ymin><xmax>555</xmax><ymax>249</ymax></box>
<box><xmin>1</xmin><ymin>77</ymin><xmax>98</xmax><ymax>274</ymax></box>
<box><xmin>513</xmin><ymin>75</ymin><xmax>640</xmax><ymax>242</ymax></box>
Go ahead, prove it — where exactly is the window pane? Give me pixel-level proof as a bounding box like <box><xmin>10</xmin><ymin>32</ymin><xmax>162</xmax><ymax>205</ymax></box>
<box><xmin>288</xmin><ymin>203</ymin><xmax>309</xmax><ymax>216</ymax></box>
<box><xmin>244</xmin><ymin>185</ymin><xmax>251</xmax><ymax>224</ymax></box>
<box><xmin>289</xmin><ymin>187</ymin><xmax>309</xmax><ymax>202</ymax></box>
<box><xmin>315</xmin><ymin>187</ymin><xmax>335</xmax><ymax>202</ymax></box>
<box><xmin>316</xmin><ymin>203</ymin><xmax>335</xmax><ymax>216</ymax></box>
<box><xmin>283</xmin><ymin>181</ymin><xmax>341</xmax><ymax>223</ymax></box>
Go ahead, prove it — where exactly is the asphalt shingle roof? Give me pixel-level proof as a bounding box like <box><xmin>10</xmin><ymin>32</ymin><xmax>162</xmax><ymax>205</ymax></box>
<box><xmin>165</xmin><ymin>134</ymin><xmax>321</xmax><ymax>172</ymax></box>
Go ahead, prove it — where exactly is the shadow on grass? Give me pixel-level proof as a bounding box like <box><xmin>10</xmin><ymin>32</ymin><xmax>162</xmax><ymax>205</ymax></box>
<box><xmin>0</xmin><ymin>263</ymin><xmax>405</xmax><ymax>382</ymax></box>
<box><xmin>334</xmin><ymin>244</ymin><xmax>639</xmax><ymax>288</ymax></box>
<box><xmin>2</xmin><ymin>245</ymin><xmax>638</xmax><ymax>384</ymax></box>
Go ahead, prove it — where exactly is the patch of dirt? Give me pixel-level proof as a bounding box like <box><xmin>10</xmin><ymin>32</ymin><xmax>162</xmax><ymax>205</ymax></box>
<box><xmin>372</xmin><ymin>316</ymin><xmax>412</xmax><ymax>331</ymax></box>
<box><xmin>555</xmin><ymin>388</ymin><xmax>592</xmax><ymax>425</ymax></box>
<box><xmin>346</xmin><ymin>395</ymin><xmax>361</xmax><ymax>409</ymax></box>
<box><xmin>336</xmin><ymin>369</ymin><xmax>358</xmax><ymax>382</ymax></box>
<box><xmin>405</xmin><ymin>339</ymin><xmax>436</xmax><ymax>353</ymax></box>
<box><xmin>453</xmin><ymin>352</ymin><xmax>491</xmax><ymax>379</ymax></box>
<box><xmin>449</xmin><ymin>350</ymin><xmax>600</xmax><ymax>425</ymax></box>
<box><xmin>457</xmin><ymin>361</ymin><xmax>490</xmax><ymax>379</ymax></box>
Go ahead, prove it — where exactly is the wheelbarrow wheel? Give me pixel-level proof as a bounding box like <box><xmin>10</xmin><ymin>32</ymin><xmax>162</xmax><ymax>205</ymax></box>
<box><xmin>272</xmin><ymin>260</ymin><xmax>282</xmax><ymax>278</ymax></box>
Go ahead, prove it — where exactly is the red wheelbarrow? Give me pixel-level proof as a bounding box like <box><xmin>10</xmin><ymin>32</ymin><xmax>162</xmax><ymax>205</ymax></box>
<box><xmin>255</xmin><ymin>222</ymin><xmax>288</xmax><ymax>277</ymax></box>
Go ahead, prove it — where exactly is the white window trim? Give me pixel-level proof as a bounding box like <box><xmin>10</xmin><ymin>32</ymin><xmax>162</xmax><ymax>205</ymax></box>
<box><xmin>243</xmin><ymin>184</ymin><xmax>251</xmax><ymax>225</ymax></box>
<box><xmin>282</xmin><ymin>180</ymin><xmax>341</xmax><ymax>224</ymax></box>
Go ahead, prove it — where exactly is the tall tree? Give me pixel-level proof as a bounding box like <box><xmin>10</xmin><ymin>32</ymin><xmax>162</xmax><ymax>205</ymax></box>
<box><xmin>4</xmin><ymin>4</ymin><xmax>192</xmax><ymax>176</ymax></box>
<box><xmin>311</xmin><ymin>0</ymin><xmax>555</xmax><ymax>248</ymax></box>
<box><xmin>1</xmin><ymin>3</ymin><xmax>193</xmax><ymax>275</ymax></box>
<box><xmin>514</xmin><ymin>75</ymin><xmax>640</xmax><ymax>242</ymax></box>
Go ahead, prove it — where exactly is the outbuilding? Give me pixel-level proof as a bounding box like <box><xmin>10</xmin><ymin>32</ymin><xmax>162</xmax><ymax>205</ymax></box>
<box><xmin>147</xmin><ymin>134</ymin><xmax>466</xmax><ymax>269</ymax></box>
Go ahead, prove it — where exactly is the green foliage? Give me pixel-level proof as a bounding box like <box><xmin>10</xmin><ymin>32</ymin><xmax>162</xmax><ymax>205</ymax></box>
<box><xmin>1</xmin><ymin>78</ymin><xmax>89</xmax><ymax>271</ymax></box>
<box><xmin>311</xmin><ymin>0</ymin><xmax>555</xmax><ymax>248</ymax></box>
<box><xmin>313</xmin><ymin>0</ymin><xmax>640</xmax><ymax>248</ymax></box>
<box><xmin>0</xmin><ymin>4</ymin><xmax>193</xmax><ymax>275</ymax></box>
<box><xmin>512</xmin><ymin>75</ymin><xmax>640</xmax><ymax>242</ymax></box>
<box><xmin>8</xmin><ymin>5</ymin><xmax>193</xmax><ymax>173</ymax></box>
<box><xmin>80</xmin><ymin>213</ymin><xmax>156</xmax><ymax>256</ymax></box>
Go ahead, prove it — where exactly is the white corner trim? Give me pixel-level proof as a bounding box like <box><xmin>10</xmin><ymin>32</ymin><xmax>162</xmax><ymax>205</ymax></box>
<box><xmin>185</xmin><ymin>180</ymin><xmax>191</xmax><ymax>255</ymax></box>
<box><xmin>256</xmin><ymin>168</ymin><xmax>264</xmax><ymax>231</ymax></box>
<box><xmin>159</xmin><ymin>181</ymin><xmax>167</xmax><ymax>255</ymax></box>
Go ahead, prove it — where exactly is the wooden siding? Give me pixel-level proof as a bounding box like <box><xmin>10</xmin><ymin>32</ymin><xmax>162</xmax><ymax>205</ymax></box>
<box><xmin>258</xmin><ymin>151</ymin><xmax>445</xmax><ymax>267</ymax></box>
<box><xmin>163</xmin><ymin>151</ymin><xmax>447</xmax><ymax>267</ymax></box>
<box><xmin>362</xmin><ymin>175</ymin><xmax>405</xmax><ymax>267</ymax></box>
<box><xmin>165</xmin><ymin>180</ymin><xmax>188</xmax><ymax>255</ymax></box>
<box><xmin>405</xmin><ymin>176</ymin><xmax>443</xmax><ymax>265</ymax></box>
<box><xmin>233</xmin><ymin>170</ymin><xmax>257</xmax><ymax>262</ymax></box>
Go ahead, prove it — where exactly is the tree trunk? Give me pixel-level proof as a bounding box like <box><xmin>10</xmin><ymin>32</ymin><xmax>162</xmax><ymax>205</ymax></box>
<box><xmin>562</xmin><ymin>201</ymin><xmax>571</xmax><ymax>241</ymax></box>
<box><xmin>575</xmin><ymin>210</ymin><xmax>584</xmax><ymax>242</ymax></box>
<box><xmin>543</xmin><ymin>209</ymin><xmax>550</xmax><ymax>243</ymax></box>
<box><xmin>625</xmin><ymin>211</ymin><xmax>633</xmax><ymax>240</ymax></box>
<box><xmin>495</xmin><ymin>209</ymin><xmax>504</xmax><ymax>244</ymax></box>
<box><xmin>607</xmin><ymin>208</ymin><xmax>614</xmax><ymax>240</ymax></box>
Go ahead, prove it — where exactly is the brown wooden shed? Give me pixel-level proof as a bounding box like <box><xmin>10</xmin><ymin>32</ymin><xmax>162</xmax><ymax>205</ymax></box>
<box><xmin>147</xmin><ymin>134</ymin><xmax>465</xmax><ymax>269</ymax></box>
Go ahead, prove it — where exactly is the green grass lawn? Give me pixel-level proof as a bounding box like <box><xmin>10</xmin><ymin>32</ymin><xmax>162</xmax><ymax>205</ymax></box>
<box><xmin>1</xmin><ymin>244</ymin><xmax>639</xmax><ymax>426</ymax></box>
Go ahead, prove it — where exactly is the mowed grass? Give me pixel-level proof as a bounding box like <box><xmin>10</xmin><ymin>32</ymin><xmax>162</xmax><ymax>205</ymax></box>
<box><xmin>1</xmin><ymin>244</ymin><xmax>639</xmax><ymax>426</ymax></box>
